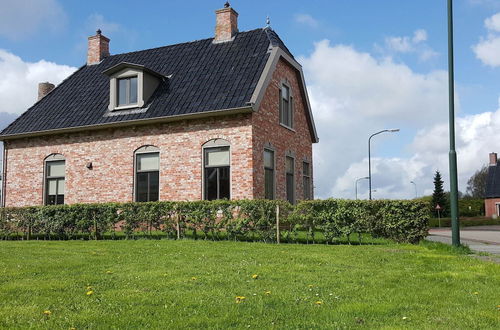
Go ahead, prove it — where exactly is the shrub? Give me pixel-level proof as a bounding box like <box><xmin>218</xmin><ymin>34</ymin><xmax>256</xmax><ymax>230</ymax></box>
<box><xmin>0</xmin><ymin>199</ymin><xmax>429</xmax><ymax>244</ymax></box>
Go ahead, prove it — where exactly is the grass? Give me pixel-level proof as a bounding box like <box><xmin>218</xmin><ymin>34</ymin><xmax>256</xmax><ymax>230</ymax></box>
<box><xmin>1</xmin><ymin>239</ymin><xmax>500</xmax><ymax>329</ymax></box>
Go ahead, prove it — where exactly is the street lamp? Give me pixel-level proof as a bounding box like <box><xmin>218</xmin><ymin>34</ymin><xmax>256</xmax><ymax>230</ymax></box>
<box><xmin>355</xmin><ymin>177</ymin><xmax>369</xmax><ymax>200</ymax></box>
<box><xmin>448</xmin><ymin>0</ymin><xmax>460</xmax><ymax>246</ymax></box>
<box><xmin>410</xmin><ymin>181</ymin><xmax>417</xmax><ymax>198</ymax></box>
<box><xmin>368</xmin><ymin>129</ymin><xmax>400</xmax><ymax>200</ymax></box>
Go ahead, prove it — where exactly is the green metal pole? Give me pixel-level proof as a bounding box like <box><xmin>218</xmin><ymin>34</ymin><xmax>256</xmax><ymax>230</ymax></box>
<box><xmin>447</xmin><ymin>0</ymin><xmax>460</xmax><ymax>246</ymax></box>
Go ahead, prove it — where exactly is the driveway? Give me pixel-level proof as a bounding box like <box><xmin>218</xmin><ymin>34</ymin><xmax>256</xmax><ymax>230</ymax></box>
<box><xmin>427</xmin><ymin>225</ymin><xmax>500</xmax><ymax>255</ymax></box>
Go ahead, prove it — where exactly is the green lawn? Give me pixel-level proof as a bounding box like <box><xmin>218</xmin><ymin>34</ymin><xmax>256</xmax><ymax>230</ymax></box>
<box><xmin>1</xmin><ymin>240</ymin><xmax>499</xmax><ymax>329</ymax></box>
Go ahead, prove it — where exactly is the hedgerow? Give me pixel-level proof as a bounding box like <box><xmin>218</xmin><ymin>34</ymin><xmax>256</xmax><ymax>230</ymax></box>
<box><xmin>0</xmin><ymin>199</ymin><xmax>429</xmax><ymax>244</ymax></box>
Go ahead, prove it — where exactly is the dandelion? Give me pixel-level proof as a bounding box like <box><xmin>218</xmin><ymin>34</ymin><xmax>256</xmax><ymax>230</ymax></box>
<box><xmin>473</xmin><ymin>292</ymin><xmax>479</xmax><ymax>295</ymax></box>
<box><xmin>43</xmin><ymin>310</ymin><xmax>52</xmax><ymax>316</ymax></box>
<box><xmin>252</xmin><ymin>274</ymin><xmax>259</xmax><ymax>279</ymax></box>
<box><xmin>86</xmin><ymin>290</ymin><xmax>94</xmax><ymax>296</ymax></box>
<box><xmin>496</xmin><ymin>304</ymin><xmax>500</xmax><ymax>310</ymax></box>
<box><xmin>315</xmin><ymin>301</ymin><xmax>323</xmax><ymax>306</ymax></box>
<box><xmin>106</xmin><ymin>270</ymin><xmax>113</xmax><ymax>274</ymax></box>
<box><xmin>191</xmin><ymin>277</ymin><xmax>197</xmax><ymax>281</ymax></box>
<box><xmin>235</xmin><ymin>296</ymin><xmax>246</xmax><ymax>303</ymax></box>
<box><xmin>265</xmin><ymin>291</ymin><xmax>271</xmax><ymax>295</ymax></box>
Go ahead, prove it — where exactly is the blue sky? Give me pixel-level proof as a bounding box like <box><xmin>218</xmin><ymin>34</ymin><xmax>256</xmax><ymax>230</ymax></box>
<box><xmin>2</xmin><ymin>0</ymin><xmax>500</xmax><ymax>199</ymax></box>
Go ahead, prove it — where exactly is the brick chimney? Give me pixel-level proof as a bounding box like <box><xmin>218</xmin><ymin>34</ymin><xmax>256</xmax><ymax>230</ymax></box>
<box><xmin>490</xmin><ymin>152</ymin><xmax>498</xmax><ymax>166</ymax></box>
<box><xmin>214</xmin><ymin>2</ymin><xmax>238</xmax><ymax>43</ymax></box>
<box><xmin>38</xmin><ymin>82</ymin><xmax>55</xmax><ymax>100</ymax></box>
<box><xmin>87</xmin><ymin>29</ymin><xmax>110</xmax><ymax>65</ymax></box>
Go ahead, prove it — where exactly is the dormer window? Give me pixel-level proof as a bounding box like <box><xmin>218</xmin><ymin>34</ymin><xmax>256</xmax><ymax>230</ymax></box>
<box><xmin>118</xmin><ymin>77</ymin><xmax>138</xmax><ymax>106</ymax></box>
<box><xmin>103</xmin><ymin>62</ymin><xmax>165</xmax><ymax>111</ymax></box>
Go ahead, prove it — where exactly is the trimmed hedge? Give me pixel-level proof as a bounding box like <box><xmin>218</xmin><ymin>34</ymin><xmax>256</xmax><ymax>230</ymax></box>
<box><xmin>0</xmin><ymin>199</ymin><xmax>429</xmax><ymax>244</ymax></box>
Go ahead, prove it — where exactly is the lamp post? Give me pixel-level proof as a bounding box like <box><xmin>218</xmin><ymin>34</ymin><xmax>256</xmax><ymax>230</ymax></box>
<box><xmin>448</xmin><ymin>0</ymin><xmax>460</xmax><ymax>246</ymax></box>
<box><xmin>410</xmin><ymin>181</ymin><xmax>417</xmax><ymax>198</ymax></box>
<box><xmin>355</xmin><ymin>176</ymin><xmax>369</xmax><ymax>200</ymax></box>
<box><xmin>368</xmin><ymin>129</ymin><xmax>400</xmax><ymax>200</ymax></box>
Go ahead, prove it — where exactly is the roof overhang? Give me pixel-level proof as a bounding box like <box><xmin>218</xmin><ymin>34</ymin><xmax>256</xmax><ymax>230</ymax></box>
<box><xmin>249</xmin><ymin>46</ymin><xmax>319</xmax><ymax>143</ymax></box>
<box><xmin>0</xmin><ymin>106</ymin><xmax>253</xmax><ymax>141</ymax></box>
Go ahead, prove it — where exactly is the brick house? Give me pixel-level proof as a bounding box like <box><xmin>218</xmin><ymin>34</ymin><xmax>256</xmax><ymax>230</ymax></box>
<box><xmin>485</xmin><ymin>152</ymin><xmax>500</xmax><ymax>217</ymax></box>
<box><xmin>0</xmin><ymin>3</ymin><xmax>318</xmax><ymax>207</ymax></box>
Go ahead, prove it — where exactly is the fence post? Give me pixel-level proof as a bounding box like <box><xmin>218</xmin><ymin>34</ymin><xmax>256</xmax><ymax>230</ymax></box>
<box><xmin>176</xmin><ymin>213</ymin><xmax>181</xmax><ymax>240</ymax></box>
<box><xmin>276</xmin><ymin>204</ymin><xmax>280</xmax><ymax>244</ymax></box>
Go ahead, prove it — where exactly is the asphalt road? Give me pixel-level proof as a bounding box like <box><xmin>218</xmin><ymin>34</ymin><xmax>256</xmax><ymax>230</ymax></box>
<box><xmin>427</xmin><ymin>226</ymin><xmax>500</xmax><ymax>255</ymax></box>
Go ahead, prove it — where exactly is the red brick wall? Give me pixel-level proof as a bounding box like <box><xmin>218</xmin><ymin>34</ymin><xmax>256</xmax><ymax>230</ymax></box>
<box><xmin>4</xmin><ymin>114</ymin><xmax>254</xmax><ymax>207</ymax></box>
<box><xmin>485</xmin><ymin>198</ymin><xmax>500</xmax><ymax>218</ymax></box>
<box><xmin>252</xmin><ymin>58</ymin><xmax>314</xmax><ymax>201</ymax></box>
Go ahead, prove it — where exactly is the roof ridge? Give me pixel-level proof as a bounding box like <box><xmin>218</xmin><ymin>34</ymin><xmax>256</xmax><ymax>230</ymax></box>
<box><xmin>101</xmin><ymin>28</ymin><xmax>266</xmax><ymax>61</ymax></box>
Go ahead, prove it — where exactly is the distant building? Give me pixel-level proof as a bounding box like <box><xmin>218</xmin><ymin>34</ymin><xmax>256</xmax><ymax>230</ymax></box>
<box><xmin>485</xmin><ymin>152</ymin><xmax>500</xmax><ymax>217</ymax></box>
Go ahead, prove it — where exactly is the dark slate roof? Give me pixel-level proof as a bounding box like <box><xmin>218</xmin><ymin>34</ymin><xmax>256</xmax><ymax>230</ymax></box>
<box><xmin>1</xmin><ymin>28</ymin><xmax>291</xmax><ymax>137</ymax></box>
<box><xmin>486</xmin><ymin>163</ymin><xmax>500</xmax><ymax>198</ymax></box>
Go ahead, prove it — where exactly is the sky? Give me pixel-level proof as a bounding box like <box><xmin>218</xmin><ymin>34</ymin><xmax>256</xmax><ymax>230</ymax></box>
<box><xmin>1</xmin><ymin>0</ymin><xmax>500</xmax><ymax>200</ymax></box>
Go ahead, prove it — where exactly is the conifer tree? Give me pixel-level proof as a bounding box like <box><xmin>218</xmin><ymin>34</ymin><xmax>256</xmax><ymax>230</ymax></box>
<box><xmin>432</xmin><ymin>171</ymin><xmax>447</xmax><ymax>216</ymax></box>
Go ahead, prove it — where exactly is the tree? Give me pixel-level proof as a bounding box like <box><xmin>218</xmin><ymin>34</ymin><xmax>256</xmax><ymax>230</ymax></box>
<box><xmin>432</xmin><ymin>171</ymin><xmax>447</xmax><ymax>217</ymax></box>
<box><xmin>465</xmin><ymin>165</ymin><xmax>488</xmax><ymax>198</ymax></box>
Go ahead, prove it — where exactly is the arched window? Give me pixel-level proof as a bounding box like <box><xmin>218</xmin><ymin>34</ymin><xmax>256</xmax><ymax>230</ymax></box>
<box><xmin>44</xmin><ymin>154</ymin><xmax>65</xmax><ymax>205</ymax></box>
<box><xmin>135</xmin><ymin>146</ymin><xmax>160</xmax><ymax>202</ymax></box>
<box><xmin>203</xmin><ymin>139</ymin><xmax>230</xmax><ymax>200</ymax></box>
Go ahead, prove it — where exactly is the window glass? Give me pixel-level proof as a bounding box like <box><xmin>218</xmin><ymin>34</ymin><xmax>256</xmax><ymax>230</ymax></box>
<box><xmin>57</xmin><ymin>179</ymin><xmax>65</xmax><ymax>195</ymax></box>
<box><xmin>286</xmin><ymin>156</ymin><xmax>294</xmax><ymax>173</ymax></box>
<box><xmin>118</xmin><ymin>78</ymin><xmax>128</xmax><ymax>106</ymax></box>
<box><xmin>282</xmin><ymin>85</ymin><xmax>289</xmax><ymax>100</ymax></box>
<box><xmin>264</xmin><ymin>150</ymin><xmax>274</xmax><ymax>169</ymax></box>
<box><xmin>303</xmin><ymin>162</ymin><xmax>311</xmax><ymax>200</ymax></box>
<box><xmin>129</xmin><ymin>77</ymin><xmax>138</xmax><ymax>104</ymax></box>
<box><xmin>48</xmin><ymin>180</ymin><xmax>57</xmax><ymax>195</ymax></box>
<box><xmin>286</xmin><ymin>156</ymin><xmax>295</xmax><ymax>204</ymax></box>
<box><xmin>206</xmin><ymin>148</ymin><xmax>229</xmax><ymax>167</ymax></box>
<box><xmin>48</xmin><ymin>161</ymin><xmax>65</xmax><ymax>177</ymax></box>
<box><xmin>137</xmin><ymin>153</ymin><xmax>159</xmax><ymax>171</ymax></box>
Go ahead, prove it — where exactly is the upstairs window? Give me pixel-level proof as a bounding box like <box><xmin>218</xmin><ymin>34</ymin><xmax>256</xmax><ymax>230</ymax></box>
<box><xmin>279</xmin><ymin>84</ymin><xmax>294</xmax><ymax>128</ymax></box>
<box><xmin>45</xmin><ymin>155</ymin><xmax>65</xmax><ymax>205</ymax></box>
<box><xmin>264</xmin><ymin>149</ymin><xmax>275</xmax><ymax>199</ymax></box>
<box><xmin>303</xmin><ymin>161</ymin><xmax>312</xmax><ymax>200</ymax></box>
<box><xmin>135</xmin><ymin>147</ymin><xmax>159</xmax><ymax>202</ymax></box>
<box><xmin>117</xmin><ymin>76</ymin><xmax>138</xmax><ymax>107</ymax></box>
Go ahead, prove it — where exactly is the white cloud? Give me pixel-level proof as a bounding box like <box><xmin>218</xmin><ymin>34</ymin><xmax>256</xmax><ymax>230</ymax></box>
<box><xmin>294</xmin><ymin>14</ymin><xmax>319</xmax><ymax>29</ymax></box>
<box><xmin>0</xmin><ymin>0</ymin><xmax>66</xmax><ymax>40</ymax></box>
<box><xmin>473</xmin><ymin>12</ymin><xmax>500</xmax><ymax>66</ymax></box>
<box><xmin>299</xmin><ymin>40</ymin><xmax>451</xmax><ymax>199</ymax></box>
<box><xmin>383</xmin><ymin>29</ymin><xmax>438</xmax><ymax>61</ymax></box>
<box><xmin>0</xmin><ymin>49</ymin><xmax>77</xmax><ymax>115</ymax></box>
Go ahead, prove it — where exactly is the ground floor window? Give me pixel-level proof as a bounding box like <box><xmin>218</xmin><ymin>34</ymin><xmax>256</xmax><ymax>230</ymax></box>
<box><xmin>286</xmin><ymin>156</ymin><xmax>295</xmax><ymax>204</ymax></box>
<box><xmin>264</xmin><ymin>149</ymin><xmax>275</xmax><ymax>199</ymax></box>
<box><xmin>204</xmin><ymin>146</ymin><xmax>230</xmax><ymax>200</ymax></box>
<box><xmin>303</xmin><ymin>161</ymin><xmax>311</xmax><ymax>200</ymax></box>
<box><xmin>45</xmin><ymin>157</ymin><xmax>65</xmax><ymax>205</ymax></box>
<box><xmin>135</xmin><ymin>150</ymin><xmax>160</xmax><ymax>202</ymax></box>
